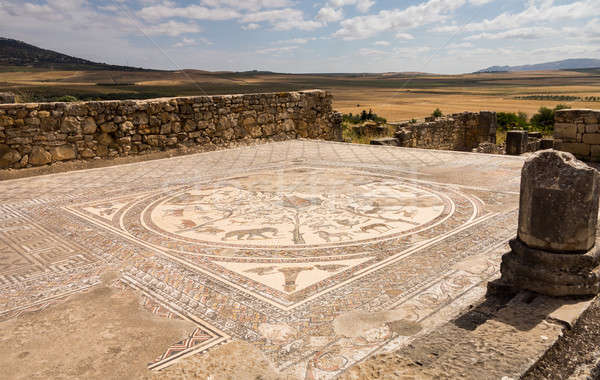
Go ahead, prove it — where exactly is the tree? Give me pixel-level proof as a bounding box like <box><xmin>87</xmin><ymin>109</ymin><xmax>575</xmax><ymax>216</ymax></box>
<box><xmin>530</xmin><ymin>107</ymin><xmax>554</xmax><ymax>131</ymax></box>
<box><xmin>497</xmin><ymin>111</ymin><xmax>529</xmax><ymax>130</ymax></box>
<box><xmin>432</xmin><ymin>108</ymin><xmax>443</xmax><ymax>118</ymax></box>
<box><xmin>360</xmin><ymin>110</ymin><xmax>368</xmax><ymax>121</ymax></box>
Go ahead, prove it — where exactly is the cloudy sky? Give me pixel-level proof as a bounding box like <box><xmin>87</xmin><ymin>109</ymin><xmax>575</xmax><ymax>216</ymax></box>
<box><xmin>1</xmin><ymin>0</ymin><xmax>599</xmax><ymax>73</ymax></box>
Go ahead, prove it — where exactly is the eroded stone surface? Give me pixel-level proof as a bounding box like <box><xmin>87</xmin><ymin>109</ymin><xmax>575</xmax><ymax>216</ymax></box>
<box><xmin>0</xmin><ymin>280</ymin><xmax>194</xmax><ymax>380</ymax></box>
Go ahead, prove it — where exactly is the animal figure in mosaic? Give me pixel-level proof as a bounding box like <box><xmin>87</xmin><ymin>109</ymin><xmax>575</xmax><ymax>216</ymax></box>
<box><xmin>316</xmin><ymin>230</ymin><xmax>353</xmax><ymax>242</ymax></box>
<box><xmin>193</xmin><ymin>226</ymin><xmax>225</xmax><ymax>235</ymax></box>
<box><xmin>360</xmin><ymin>223</ymin><xmax>392</xmax><ymax>233</ymax></box>
<box><xmin>222</xmin><ymin>227</ymin><xmax>278</xmax><ymax>241</ymax></box>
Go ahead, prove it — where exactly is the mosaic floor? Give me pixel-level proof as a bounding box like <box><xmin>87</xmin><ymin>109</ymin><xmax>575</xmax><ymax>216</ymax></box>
<box><xmin>0</xmin><ymin>140</ymin><xmax>525</xmax><ymax>378</ymax></box>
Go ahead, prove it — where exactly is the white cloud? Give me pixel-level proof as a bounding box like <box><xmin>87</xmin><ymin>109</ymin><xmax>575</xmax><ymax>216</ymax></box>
<box><xmin>241</xmin><ymin>9</ymin><xmax>323</xmax><ymax>31</ymax></box>
<box><xmin>359</xmin><ymin>48</ymin><xmax>386</xmax><ymax>56</ymax></box>
<box><xmin>241</xmin><ymin>23</ymin><xmax>261</xmax><ymax>30</ymax></box>
<box><xmin>256</xmin><ymin>45</ymin><xmax>299</xmax><ymax>54</ymax></box>
<box><xmin>173</xmin><ymin>37</ymin><xmax>212</xmax><ymax>47</ymax></box>
<box><xmin>465</xmin><ymin>27</ymin><xmax>556</xmax><ymax>40</ymax></box>
<box><xmin>374</xmin><ymin>40</ymin><xmax>390</xmax><ymax>46</ymax></box>
<box><xmin>435</xmin><ymin>0</ymin><xmax>597</xmax><ymax>33</ymax></box>
<box><xmin>316</xmin><ymin>7</ymin><xmax>344</xmax><ymax>23</ymax></box>
<box><xmin>142</xmin><ymin>20</ymin><xmax>202</xmax><ymax>36</ymax></box>
<box><xmin>334</xmin><ymin>0</ymin><xmax>467</xmax><ymax>40</ymax></box>
<box><xmin>329</xmin><ymin>0</ymin><xmax>375</xmax><ymax>13</ymax></box>
<box><xmin>174</xmin><ymin>37</ymin><xmax>195</xmax><ymax>47</ymax></box>
<box><xmin>396</xmin><ymin>32</ymin><xmax>415</xmax><ymax>40</ymax></box>
<box><xmin>468</xmin><ymin>0</ymin><xmax>494</xmax><ymax>5</ymax></box>
<box><xmin>359</xmin><ymin>45</ymin><xmax>431</xmax><ymax>58</ymax></box>
<box><xmin>199</xmin><ymin>0</ymin><xmax>293</xmax><ymax>11</ymax></box>
<box><xmin>138</xmin><ymin>2</ymin><xmax>240</xmax><ymax>21</ymax></box>
<box><xmin>447</xmin><ymin>42</ymin><xmax>473</xmax><ymax>48</ymax></box>
<box><xmin>274</xmin><ymin>37</ymin><xmax>317</xmax><ymax>45</ymax></box>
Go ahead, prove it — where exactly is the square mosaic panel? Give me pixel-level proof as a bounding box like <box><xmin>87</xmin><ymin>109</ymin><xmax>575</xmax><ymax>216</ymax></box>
<box><xmin>0</xmin><ymin>141</ymin><xmax>524</xmax><ymax>379</ymax></box>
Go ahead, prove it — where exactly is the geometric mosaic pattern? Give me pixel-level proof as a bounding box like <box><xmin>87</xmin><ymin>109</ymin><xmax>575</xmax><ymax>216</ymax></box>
<box><xmin>0</xmin><ymin>140</ymin><xmax>524</xmax><ymax>378</ymax></box>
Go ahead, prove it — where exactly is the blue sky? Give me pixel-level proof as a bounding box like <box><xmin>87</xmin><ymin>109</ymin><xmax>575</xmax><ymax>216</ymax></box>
<box><xmin>0</xmin><ymin>0</ymin><xmax>599</xmax><ymax>73</ymax></box>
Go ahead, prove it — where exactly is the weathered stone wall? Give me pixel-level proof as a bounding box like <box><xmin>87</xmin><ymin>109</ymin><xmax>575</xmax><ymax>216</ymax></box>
<box><xmin>554</xmin><ymin>109</ymin><xmax>600</xmax><ymax>162</ymax></box>
<box><xmin>0</xmin><ymin>90</ymin><xmax>341</xmax><ymax>169</ymax></box>
<box><xmin>392</xmin><ymin>111</ymin><xmax>497</xmax><ymax>151</ymax></box>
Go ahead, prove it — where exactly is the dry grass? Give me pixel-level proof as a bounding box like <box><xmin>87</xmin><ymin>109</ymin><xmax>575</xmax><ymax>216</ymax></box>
<box><xmin>331</xmin><ymin>86</ymin><xmax>600</xmax><ymax>122</ymax></box>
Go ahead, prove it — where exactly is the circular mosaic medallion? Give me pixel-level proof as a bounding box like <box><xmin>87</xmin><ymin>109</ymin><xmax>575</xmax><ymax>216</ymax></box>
<box><xmin>142</xmin><ymin>167</ymin><xmax>449</xmax><ymax>249</ymax></box>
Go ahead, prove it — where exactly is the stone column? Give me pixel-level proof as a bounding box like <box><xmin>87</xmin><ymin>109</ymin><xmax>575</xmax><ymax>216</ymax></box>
<box><xmin>499</xmin><ymin>149</ymin><xmax>600</xmax><ymax>296</ymax></box>
<box><xmin>506</xmin><ymin>130</ymin><xmax>528</xmax><ymax>155</ymax></box>
<box><xmin>478</xmin><ymin>111</ymin><xmax>497</xmax><ymax>144</ymax></box>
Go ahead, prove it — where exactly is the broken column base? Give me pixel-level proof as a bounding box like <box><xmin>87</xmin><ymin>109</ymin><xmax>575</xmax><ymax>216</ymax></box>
<box><xmin>498</xmin><ymin>238</ymin><xmax>600</xmax><ymax>297</ymax></box>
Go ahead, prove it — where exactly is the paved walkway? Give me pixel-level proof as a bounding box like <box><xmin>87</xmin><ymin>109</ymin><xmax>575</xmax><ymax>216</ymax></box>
<box><xmin>0</xmin><ymin>140</ymin><xmax>525</xmax><ymax>379</ymax></box>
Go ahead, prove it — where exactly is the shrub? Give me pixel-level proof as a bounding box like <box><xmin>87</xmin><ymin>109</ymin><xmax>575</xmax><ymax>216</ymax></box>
<box><xmin>55</xmin><ymin>95</ymin><xmax>79</xmax><ymax>102</ymax></box>
<box><xmin>432</xmin><ymin>108</ymin><xmax>443</xmax><ymax>118</ymax></box>
<box><xmin>530</xmin><ymin>104</ymin><xmax>571</xmax><ymax>133</ymax></box>
<box><xmin>343</xmin><ymin>110</ymin><xmax>386</xmax><ymax>124</ymax></box>
<box><xmin>497</xmin><ymin>111</ymin><xmax>528</xmax><ymax>131</ymax></box>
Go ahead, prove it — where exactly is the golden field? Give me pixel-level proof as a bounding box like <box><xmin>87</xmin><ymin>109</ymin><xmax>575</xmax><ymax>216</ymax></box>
<box><xmin>1</xmin><ymin>67</ymin><xmax>599</xmax><ymax>122</ymax></box>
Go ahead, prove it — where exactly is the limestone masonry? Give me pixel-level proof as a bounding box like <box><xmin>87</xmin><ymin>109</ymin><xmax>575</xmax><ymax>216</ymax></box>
<box><xmin>392</xmin><ymin>111</ymin><xmax>497</xmax><ymax>151</ymax></box>
<box><xmin>554</xmin><ymin>109</ymin><xmax>600</xmax><ymax>162</ymax></box>
<box><xmin>0</xmin><ymin>90</ymin><xmax>341</xmax><ymax>169</ymax></box>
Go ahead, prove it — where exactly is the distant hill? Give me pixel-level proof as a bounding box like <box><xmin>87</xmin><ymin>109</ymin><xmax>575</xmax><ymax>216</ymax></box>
<box><xmin>0</xmin><ymin>37</ymin><xmax>153</xmax><ymax>71</ymax></box>
<box><xmin>477</xmin><ymin>58</ymin><xmax>600</xmax><ymax>73</ymax></box>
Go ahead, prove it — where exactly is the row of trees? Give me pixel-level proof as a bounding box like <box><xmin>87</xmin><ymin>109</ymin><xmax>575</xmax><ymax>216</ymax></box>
<box><xmin>516</xmin><ymin>95</ymin><xmax>600</xmax><ymax>102</ymax></box>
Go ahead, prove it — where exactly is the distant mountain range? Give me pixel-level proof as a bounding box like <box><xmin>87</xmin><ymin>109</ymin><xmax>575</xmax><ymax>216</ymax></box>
<box><xmin>0</xmin><ymin>37</ymin><xmax>152</xmax><ymax>71</ymax></box>
<box><xmin>477</xmin><ymin>58</ymin><xmax>600</xmax><ymax>73</ymax></box>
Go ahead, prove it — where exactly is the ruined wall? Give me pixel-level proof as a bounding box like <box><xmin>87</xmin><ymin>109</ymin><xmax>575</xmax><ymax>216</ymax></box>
<box><xmin>553</xmin><ymin>109</ymin><xmax>600</xmax><ymax>162</ymax></box>
<box><xmin>393</xmin><ymin>111</ymin><xmax>497</xmax><ymax>151</ymax></box>
<box><xmin>0</xmin><ymin>90</ymin><xmax>341</xmax><ymax>169</ymax></box>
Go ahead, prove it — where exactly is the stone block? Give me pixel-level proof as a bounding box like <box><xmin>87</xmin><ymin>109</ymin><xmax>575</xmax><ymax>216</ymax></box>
<box><xmin>554</xmin><ymin>123</ymin><xmax>577</xmax><ymax>140</ymax></box>
<box><xmin>29</xmin><ymin>146</ymin><xmax>52</xmax><ymax>166</ymax></box>
<box><xmin>61</xmin><ymin>116</ymin><xmax>80</xmax><ymax>134</ymax></box>
<box><xmin>0</xmin><ymin>144</ymin><xmax>21</xmax><ymax>168</ymax></box>
<box><xmin>82</xmin><ymin>117</ymin><xmax>97</xmax><ymax>134</ymax></box>
<box><xmin>49</xmin><ymin>145</ymin><xmax>76</xmax><ymax>161</ymax></box>
<box><xmin>560</xmin><ymin>142</ymin><xmax>590</xmax><ymax>158</ymax></box>
<box><xmin>518</xmin><ymin>150</ymin><xmax>599</xmax><ymax>252</ymax></box>
<box><xmin>591</xmin><ymin>145</ymin><xmax>600</xmax><ymax>162</ymax></box>
<box><xmin>585</xmin><ymin>124</ymin><xmax>600</xmax><ymax>133</ymax></box>
<box><xmin>505</xmin><ymin>130</ymin><xmax>528</xmax><ymax>155</ymax></box>
<box><xmin>582</xmin><ymin>133</ymin><xmax>600</xmax><ymax>145</ymax></box>
<box><xmin>540</xmin><ymin>137</ymin><xmax>554</xmax><ymax>150</ymax></box>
